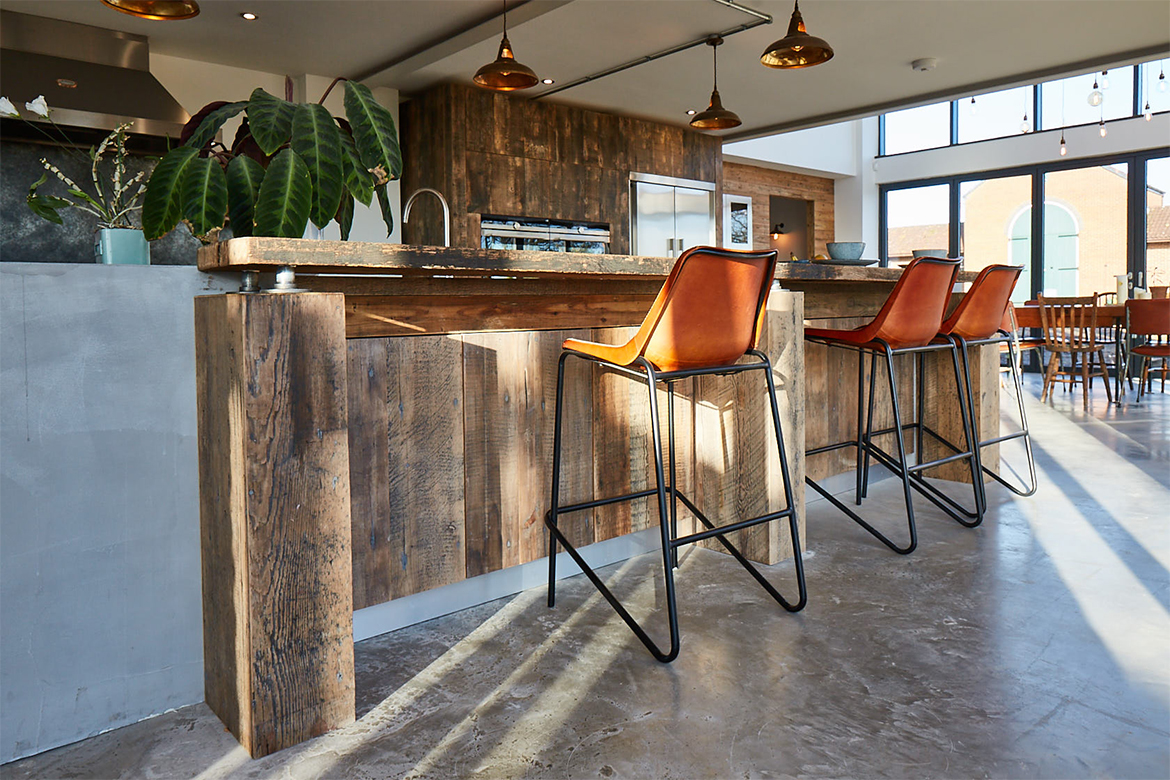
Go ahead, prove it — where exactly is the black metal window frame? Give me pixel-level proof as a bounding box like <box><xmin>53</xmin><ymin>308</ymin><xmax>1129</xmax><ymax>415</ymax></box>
<box><xmin>878</xmin><ymin>147</ymin><xmax>1170</xmax><ymax>299</ymax></box>
<box><xmin>878</xmin><ymin>60</ymin><xmax>1169</xmax><ymax>159</ymax></box>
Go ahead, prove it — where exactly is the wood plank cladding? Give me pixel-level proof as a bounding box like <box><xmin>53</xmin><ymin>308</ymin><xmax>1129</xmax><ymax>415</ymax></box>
<box><xmin>346</xmin><ymin>294</ymin><xmax>806</xmax><ymax>611</ymax></box>
<box><xmin>400</xmin><ymin>84</ymin><xmax>722</xmax><ymax>252</ymax></box>
<box><xmin>195</xmin><ymin>293</ymin><xmax>355</xmax><ymax>758</ymax></box>
<box><xmin>723</xmin><ymin>161</ymin><xmax>835</xmax><ymax>258</ymax></box>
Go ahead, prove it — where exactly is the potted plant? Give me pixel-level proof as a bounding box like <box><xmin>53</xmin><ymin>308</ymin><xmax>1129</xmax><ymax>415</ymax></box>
<box><xmin>141</xmin><ymin>79</ymin><xmax>401</xmax><ymax>243</ymax></box>
<box><xmin>2</xmin><ymin>95</ymin><xmax>151</xmax><ymax>264</ymax></box>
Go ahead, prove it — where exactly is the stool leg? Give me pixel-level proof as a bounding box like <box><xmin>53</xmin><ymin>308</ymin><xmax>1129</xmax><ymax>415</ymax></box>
<box><xmin>861</xmin><ymin>351</ymin><xmax>878</xmax><ymax>500</ymax></box>
<box><xmin>916</xmin><ymin>351</ymin><xmax>927</xmax><ymax>464</ymax></box>
<box><xmin>855</xmin><ymin>349</ymin><xmax>865</xmax><ymax>505</ymax></box>
<box><xmin>758</xmin><ymin>352</ymin><xmax>807</xmax><ymax>611</ymax></box>
<box><xmin>642</xmin><ymin>362</ymin><xmax>681</xmax><ymax>661</ymax></box>
<box><xmin>667</xmin><ymin>382</ymin><xmax>679</xmax><ymax>570</ymax></box>
<box><xmin>981</xmin><ymin>336</ymin><xmax>1038</xmax><ymax>497</ymax></box>
<box><xmin>547</xmin><ymin>352</ymin><xmax>569</xmax><ymax>608</ymax></box>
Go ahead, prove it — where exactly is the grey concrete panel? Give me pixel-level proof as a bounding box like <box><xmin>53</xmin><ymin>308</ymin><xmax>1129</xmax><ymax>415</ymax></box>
<box><xmin>0</xmin><ymin>263</ymin><xmax>233</xmax><ymax>762</ymax></box>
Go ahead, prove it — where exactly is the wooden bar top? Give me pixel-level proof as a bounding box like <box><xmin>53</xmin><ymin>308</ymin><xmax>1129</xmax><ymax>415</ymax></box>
<box><xmin>197</xmin><ymin>238</ymin><xmax>975</xmax><ymax>284</ymax></box>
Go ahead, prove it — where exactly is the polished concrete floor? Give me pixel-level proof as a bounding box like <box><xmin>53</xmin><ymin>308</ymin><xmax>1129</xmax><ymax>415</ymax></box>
<box><xmin>4</xmin><ymin>376</ymin><xmax>1168</xmax><ymax>779</ymax></box>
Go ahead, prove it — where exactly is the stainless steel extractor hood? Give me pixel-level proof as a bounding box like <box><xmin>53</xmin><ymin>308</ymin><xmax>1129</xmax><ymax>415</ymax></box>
<box><xmin>0</xmin><ymin>10</ymin><xmax>189</xmax><ymax>144</ymax></box>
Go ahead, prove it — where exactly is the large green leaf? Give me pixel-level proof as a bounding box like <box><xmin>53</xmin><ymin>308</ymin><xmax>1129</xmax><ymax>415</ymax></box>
<box><xmin>181</xmin><ymin>157</ymin><xmax>229</xmax><ymax>237</ymax></box>
<box><xmin>253</xmin><ymin>148</ymin><xmax>311</xmax><ymax>238</ymax></box>
<box><xmin>336</xmin><ymin>194</ymin><xmax>354</xmax><ymax>241</ymax></box>
<box><xmin>246</xmin><ymin>88</ymin><xmax>297</xmax><ymax>156</ymax></box>
<box><xmin>344</xmin><ymin>80</ymin><xmax>402</xmax><ymax>181</ymax></box>
<box><xmin>226</xmin><ymin>155</ymin><xmax>265</xmax><ymax>238</ymax></box>
<box><xmin>375</xmin><ymin>184</ymin><xmax>394</xmax><ymax>237</ymax></box>
<box><xmin>142</xmin><ymin>146</ymin><xmax>199</xmax><ymax>240</ymax></box>
<box><xmin>27</xmin><ymin>174</ymin><xmax>69</xmax><ymax>224</ymax></box>
<box><xmin>291</xmin><ymin>103</ymin><xmax>344</xmax><ymax>230</ymax></box>
<box><xmin>183</xmin><ymin>101</ymin><xmax>248</xmax><ymax>150</ymax></box>
<box><xmin>338</xmin><ymin>125</ymin><xmax>374</xmax><ymax>207</ymax></box>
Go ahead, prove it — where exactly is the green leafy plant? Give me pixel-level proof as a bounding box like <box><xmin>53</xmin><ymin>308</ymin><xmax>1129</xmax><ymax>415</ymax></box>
<box><xmin>1</xmin><ymin>96</ymin><xmax>147</xmax><ymax>228</ymax></box>
<box><xmin>142</xmin><ymin>79</ymin><xmax>401</xmax><ymax>242</ymax></box>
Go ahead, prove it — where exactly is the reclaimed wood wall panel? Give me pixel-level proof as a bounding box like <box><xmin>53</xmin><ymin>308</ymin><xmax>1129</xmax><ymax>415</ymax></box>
<box><xmin>401</xmin><ymin>84</ymin><xmax>721</xmax><ymax>253</ymax></box>
<box><xmin>723</xmin><ymin>161</ymin><xmax>834</xmax><ymax>258</ymax></box>
<box><xmin>196</xmin><ymin>293</ymin><xmax>355</xmax><ymax>758</ymax></box>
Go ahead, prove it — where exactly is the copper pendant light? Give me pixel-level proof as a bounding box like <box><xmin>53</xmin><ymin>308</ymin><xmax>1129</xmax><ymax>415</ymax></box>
<box><xmin>690</xmin><ymin>36</ymin><xmax>741</xmax><ymax>131</ymax></box>
<box><xmin>473</xmin><ymin>0</ymin><xmax>538</xmax><ymax>91</ymax></box>
<box><xmin>760</xmin><ymin>0</ymin><xmax>833</xmax><ymax>69</ymax></box>
<box><xmin>100</xmin><ymin>0</ymin><xmax>200</xmax><ymax>20</ymax></box>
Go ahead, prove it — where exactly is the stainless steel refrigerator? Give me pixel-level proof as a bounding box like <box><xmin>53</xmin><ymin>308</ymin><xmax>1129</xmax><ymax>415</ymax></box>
<box><xmin>630</xmin><ymin>173</ymin><xmax>716</xmax><ymax>258</ymax></box>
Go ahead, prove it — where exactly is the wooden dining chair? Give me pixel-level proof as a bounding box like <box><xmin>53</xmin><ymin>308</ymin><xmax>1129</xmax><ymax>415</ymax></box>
<box><xmin>1037</xmin><ymin>295</ymin><xmax>1113</xmax><ymax>409</ymax></box>
<box><xmin>1126</xmin><ymin>298</ymin><xmax>1170</xmax><ymax>402</ymax></box>
<box><xmin>999</xmin><ymin>302</ymin><xmax>1044</xmax><ymax>387</ymax></box>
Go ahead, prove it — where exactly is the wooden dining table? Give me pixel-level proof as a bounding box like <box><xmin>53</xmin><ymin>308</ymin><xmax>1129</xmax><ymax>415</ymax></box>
<box><xmin>1014</xmin><ymin>302</ymin><xmax>1128</xmax><ymax>402</ymax></box>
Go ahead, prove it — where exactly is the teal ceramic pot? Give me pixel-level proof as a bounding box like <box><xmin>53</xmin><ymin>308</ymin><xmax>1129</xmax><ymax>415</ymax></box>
<box><xmin>95</xmin><ymin>228</ymin><xmax>150</xmax><ymax>265</ymax></box>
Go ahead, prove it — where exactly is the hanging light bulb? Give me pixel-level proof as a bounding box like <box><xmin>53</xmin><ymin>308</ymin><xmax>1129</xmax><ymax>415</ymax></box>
<box><xmin>760</xmin><ymin>0</ymin><xmax>834</xmax><ymax>69</ymax></box>
<box><xmin>1087</xmin><ymin>76</ymin><xmax>1104</xmax><ymax>107</ymax></box>
<box><xmin>473</xmin><ymin>0</ymin><xmax>538</xmax><ymax>91</ymax></box>
<box><xmin>1145</xmin><ymin>101</ymin><xmax>1153</xmax><ymax>121</ymax></box>
<box><xmin>1099</xmin><ymin>118</ymin><xmax>1107</xmax><ymax>137</ymax></box>
<box><xmin>691</xmin><ymin>36</ymin><xmax>741</xmax><ymax>130</ymax></box>
<box><xmin>1059</xmin><ymin>131</ymin><xmax>1067</xmax><ymax>156</ymax></box>
<box><xmin>969</xmin><ymin>96</ymin><xmax>977</xmax><ymax>115</ymax></box>
<box><xmin>1101</xmin><ymin>70</ymin><xmax>1110</xmax><ymax>89</ymax></box>
<box><xmin>1160</xmin><ymin>64</ymin><xmax>1167</xmax><ymax>92</ymax></box>
<box><xmin>1020</xmin><ymin>113</ymin><xmax>1030</xmax><ymax>133</ymax></box>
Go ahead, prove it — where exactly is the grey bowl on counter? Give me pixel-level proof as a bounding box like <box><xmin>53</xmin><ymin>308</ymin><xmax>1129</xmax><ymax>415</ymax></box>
<box><xmin>826</xmin><ymin>241</ymin><xmax>865</xmax><ymax>261</ymax></box>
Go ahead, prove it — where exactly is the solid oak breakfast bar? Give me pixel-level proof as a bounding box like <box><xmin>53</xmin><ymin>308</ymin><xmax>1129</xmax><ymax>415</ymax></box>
<box><xmin>192</xmin><ymin>238</ymin><xmax>995</xmax><ymax>756</ymax></box>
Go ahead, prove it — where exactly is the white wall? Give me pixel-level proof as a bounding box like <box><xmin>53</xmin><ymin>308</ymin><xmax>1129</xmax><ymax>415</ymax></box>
<box><xmin>151</xmin><ymin>55</ymin><xmax>402</xmax><ymax>244</ymax></box>
<box><xmin>724</xmin><ymin>122</ymin><xmax>859</xmax><ymax>178</ymax></box>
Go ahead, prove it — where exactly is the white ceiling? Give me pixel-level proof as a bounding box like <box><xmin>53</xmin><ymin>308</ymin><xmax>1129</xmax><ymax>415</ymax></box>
<box><xmin>2</xmin><ymin>0</ymin><xmax>1168</xmax><ymax>140</ymax></box>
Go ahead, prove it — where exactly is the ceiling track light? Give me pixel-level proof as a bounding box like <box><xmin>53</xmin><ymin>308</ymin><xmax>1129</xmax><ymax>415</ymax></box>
<box><xmin>473</xmin><ymin>0</ymin><xmax>538</xmax><ymax>92</ymax></box>
<box><xmin>100</xmin><ymin>0</ymin><xmax>199</xmax><ymax>20</ymax></box>
<box><xmin>760</xmin><ymin>0</ymin><xmax>833</xmax><ymax>70</ymax></box>
<box><xmin>690</xmin><ymin>36</ymin><xmax>741</xmax><ymax>131</ymax></box>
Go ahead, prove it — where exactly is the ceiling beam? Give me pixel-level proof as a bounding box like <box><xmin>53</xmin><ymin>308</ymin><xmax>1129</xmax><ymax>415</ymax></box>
<box><xmin>351</xmin><ymin>0</ymin><xmax>574</xmax><ymax>85</ymax></box>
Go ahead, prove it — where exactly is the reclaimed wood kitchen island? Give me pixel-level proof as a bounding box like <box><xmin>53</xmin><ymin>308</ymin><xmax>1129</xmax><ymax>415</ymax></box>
<box><xmin>193</xmin><ymin>238</ymin><xmax>994</xmax><ymax>756</ymax></box>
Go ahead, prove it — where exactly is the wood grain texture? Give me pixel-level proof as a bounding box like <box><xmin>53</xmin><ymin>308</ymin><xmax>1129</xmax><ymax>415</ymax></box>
<box><xmin>693</xmin><ymin>292</ymin><xmax>804</xmax><ymax>564</ymax></box>
<box><xmin>383</xmin><ymin>335</ymin><xmax>467</xmax><ymax>601</ymax></box>
<box><xmin>345</xmin><ymin>294</ymin><xmax>654</xmax><ymax>338</ymax></box>
<box><xmin>399</xmin><ymin>83</ymin><xmax>720</xmax><ymax>252</ymax></box>
<box><xmin>196</xmin><ymin>292</ymin><xmax>355</xmax><ymax>758</ymax></box>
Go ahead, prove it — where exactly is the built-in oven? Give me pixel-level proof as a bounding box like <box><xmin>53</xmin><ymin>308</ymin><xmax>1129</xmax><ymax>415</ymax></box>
<box><xmin>481</xmin><ymin>216</ymin><xmax>610</xmax><ymax>254</ymax></box>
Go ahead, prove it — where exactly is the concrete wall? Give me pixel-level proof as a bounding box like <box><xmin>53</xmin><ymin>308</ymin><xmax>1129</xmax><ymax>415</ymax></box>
<box><xmin>0</xmin><ymin>263</ymin><xmax>233</xmax><ymax>762</ymax></box>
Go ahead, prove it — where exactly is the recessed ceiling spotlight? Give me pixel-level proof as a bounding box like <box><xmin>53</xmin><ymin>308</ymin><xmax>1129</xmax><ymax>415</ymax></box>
<box><xmin>910</xmin><ymin>57</ymin><xmax>938</xmax><ymax>72</ymax></box>
<box><xmin>240</xmin><ymin>11</ymin><xmax>257</xmax><ymax>20</ymax></box>
<box><xmin>541</xmin><ymin>78</ymin><xmax>554</xmax><ymax>85</ymax></box>
<box><xmin>686</xmin><ymin>109</ymin><xmax>697</xmax><ymax>115</ymax></box>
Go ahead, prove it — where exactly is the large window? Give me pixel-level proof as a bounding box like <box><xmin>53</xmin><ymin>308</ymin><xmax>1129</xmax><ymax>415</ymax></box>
<box><xmin>959</xmin><ymin>86</ymin><xmax>1033</xmax><ymax>143</ymax></box>
<box><xmin>1147</xmin><ymin>156</ymin><xmax>1169</xmax><ymax>289</ymax></box>
<box><xmin>881</xmin><ymin>102</ymin><xmax>950</xmax><ymax>156</ymax></box>
<box><xmin>881</xmin><ymin>152</ymin><xmax>1166</xmax><ymax>302</ymax></box>
<box><xmin>960</xmin><ymin>175</ymin><xmax>1032</xmax><ymax>301</ymax></box>
<box><xmin>884</xmin><ymin>184</ymin><xmax>950</xmax><ymax>264</ymax></box>
<box><xmin>1040</xmin><ymin>69</ymin><xmax>1135</xmax><ymax>130</ymax></box>
<box><xmin>879</xmin><ymin>59</ymin><xmax>1165</xmax><ymax>155</ymax></box>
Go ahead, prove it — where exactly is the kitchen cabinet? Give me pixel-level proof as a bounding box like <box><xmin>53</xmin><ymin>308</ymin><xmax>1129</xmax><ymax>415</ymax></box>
<box><xmin>630</xmin><ymin>173</ymin><xmax>716</xmax><ymax>258</ymax></box>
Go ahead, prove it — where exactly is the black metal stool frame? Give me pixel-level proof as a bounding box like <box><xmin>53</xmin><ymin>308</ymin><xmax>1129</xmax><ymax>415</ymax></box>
<box><xmin>804</xmin><ymin>336</ymin><xmax>984</xmax><ymax>556</ymax></box>
<box><xmin>545</xmin><ymin>348</ymin><xmax>807</xmax><ymax>664</ymax></box>
<box><xmin>951</xmin><ymin>330</ymin><xmax>1037</xmax><ymax>497</ymax></box>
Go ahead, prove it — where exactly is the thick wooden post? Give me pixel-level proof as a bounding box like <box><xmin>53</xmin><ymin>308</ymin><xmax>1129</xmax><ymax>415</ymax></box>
<box><xmin>195</xmin><ymin>292</ymin><xmax>354</xmax><ymax>758</ymax></box>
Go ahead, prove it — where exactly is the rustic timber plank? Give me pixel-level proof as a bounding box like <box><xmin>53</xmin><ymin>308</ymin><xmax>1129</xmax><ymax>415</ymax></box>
<box><xmin>196</xmin><ymin>292</ymin><xmax>354</xmax><ymax>758</ymax></box>
<box><xmin>346</xmin><ymin>338</ymin><xmax>394</xmax><ymax>610</ymax></box>
<box><xmin>694</xmin><ymin>292</ymin><xmax>804</xmax><ymax>564</ymax></box>
<box><xmin>385</xmin><ymin>335</ymin><xmax>467</xmax><ymax>599</ymax></box>
<box><xmin>345</xmin><ymin>294</ymin><xmax>654</xmax><ymax>338</ymax></box>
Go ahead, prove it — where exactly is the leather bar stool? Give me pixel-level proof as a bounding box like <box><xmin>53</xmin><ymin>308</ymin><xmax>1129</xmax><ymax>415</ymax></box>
<box><xmin>804</xmin><ymin>257</ymin><xmax>982</xmax><ymax>555</ymax></box>
<box><xmin>939</xmin><ymin>265</ymin><xmax>1036</xmax><ymax>499</ymax></box>
<box><xmin>545</xmin><ymin>246</ymin><xmax>806</xmax><ymax>663</ymax></box>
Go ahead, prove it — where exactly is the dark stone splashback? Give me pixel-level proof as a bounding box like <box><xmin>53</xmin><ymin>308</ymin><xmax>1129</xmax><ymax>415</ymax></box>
<box><xmin>1</xmin><ymin>140</ymin><xmax>200</xmax><ymax>265</ymax></box>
